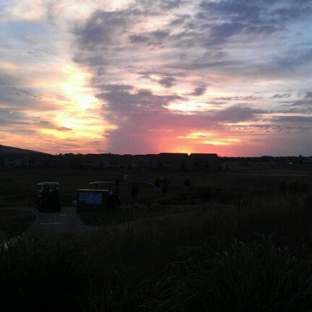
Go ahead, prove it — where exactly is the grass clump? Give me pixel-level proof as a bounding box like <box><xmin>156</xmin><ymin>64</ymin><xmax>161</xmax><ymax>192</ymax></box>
<box><xmin>1</xmin><ymin>164</ymin><xmax>312</xmax><ymax>311</ymax></box>
<box><xmin>0</xmin><ymin>209</ymin><xmax>36</xmax><ymax>239</ymax></box>
<box><xmin>79</xmin><ymin>204</ymin><xmax>195</xmax><ymax>226</ymax></box>
<box><xmin>3</xmin><ymin>201</ymin><xmax>312</xmax><ymax>311</ymax></box>
<box><xmin>0</xmin><ymin>233</ymin><xmax>90</xmax><ymax>312</ymax></box>
<box><xmin>137</xmin><ymin>234</ymin><xmax>312</xmax><ymax>312</ymax></box>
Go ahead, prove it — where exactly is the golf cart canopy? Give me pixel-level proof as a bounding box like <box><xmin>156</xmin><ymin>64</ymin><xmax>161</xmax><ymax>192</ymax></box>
<box><xmin>37</xmin><ymin>182</ymin><xmax>59</xmax><ymax>188</ymax></box>
<box><xmin>89</xmin><ymin>181</ymin><xmax>115</xmax><ymax>189</ymax></box>
<box><xmin>89</xmin><ymin>181</ymin><xmax>115</xmax><ymax>185</ymax></box>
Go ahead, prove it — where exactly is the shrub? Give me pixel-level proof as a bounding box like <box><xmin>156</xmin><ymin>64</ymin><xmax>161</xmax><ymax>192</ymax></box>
<box><xmin>137</xmin><ymin>234</ymin><xmax>312</xmax><ymax>312</ymax></box>
<box><xmin>0</xmin><ymin>234</ymin><xmax>90</xmax><ymax>311</ymax></box>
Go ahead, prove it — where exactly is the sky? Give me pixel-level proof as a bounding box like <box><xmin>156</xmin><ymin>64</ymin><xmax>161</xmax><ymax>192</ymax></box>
<box><xmin>0</xmin><ymin>0</ymin><xmax>312</xmax><ymax>157</ymax></box>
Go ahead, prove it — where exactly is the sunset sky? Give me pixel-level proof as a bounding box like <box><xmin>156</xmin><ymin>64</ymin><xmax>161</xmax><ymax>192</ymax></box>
<box><xmin>1</xmin><ymin>0</ymin><xmax>312</xmax><ymax>156</ymax></box>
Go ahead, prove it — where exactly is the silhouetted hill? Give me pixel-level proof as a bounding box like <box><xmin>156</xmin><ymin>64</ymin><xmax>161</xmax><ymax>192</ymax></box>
<box><xmin>0</xmin><ymin>144</ymin><xmax>49</xmax><ymax>155</ymax></box>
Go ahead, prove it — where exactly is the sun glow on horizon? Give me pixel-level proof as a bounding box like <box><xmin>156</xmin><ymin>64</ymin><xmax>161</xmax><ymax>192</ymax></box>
<box><xmin>178</xmin><ymin>132</ymin><xmax>241</xmax><ymax>147</ymax></box>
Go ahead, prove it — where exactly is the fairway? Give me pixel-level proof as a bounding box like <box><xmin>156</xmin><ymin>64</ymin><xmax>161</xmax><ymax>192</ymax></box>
<box><xmin>1</xmin><ymin>161</ymin><xmax>311</xmax><ymax>208</ymax></box>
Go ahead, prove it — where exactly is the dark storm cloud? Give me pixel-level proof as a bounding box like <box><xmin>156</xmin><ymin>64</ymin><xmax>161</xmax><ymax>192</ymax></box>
<box><xmin>0</xmin><ymin>106</ymin><xmax>56</xmax><ymax>131</ymax></box>
<box><xmin>200</xmin><ymin>0</ymin><xmax>312</xmax><ymax>27</ymax></box>
<box><xmin>72</xmin><ymin>0</ymin><xmax>312</xmax><ymax>76</ymax></box>
<box><xmin>158</xmin><ymin>76</ymin><xmax>176</xmax><ymax>88</ymax></box>
<box><xmin>72</xmin><ymin>0</ymin><xmax>309</xmax><ymax>75</ymax></box>
<box><xmin>0</xmin><ymin>86</ymin><xmax>63</xmax><ymax>114</ymax></box>
<box><xmin>215</xmin><ymin>96</ymin><xmax>260</xmax><ymax>102</ymax></box>
<box><xmin>160</xmin><ymin>0</ymin><xmax>185</xmax><ymax>10</ymax></box>
<box><xmin>73</xmin><ymin>1</ymin><xmax>174</xmax><ymax>53</ymax></box>
<box><xmin>134</xmin><ymin>0</ymin><xmax>186</xmax><ymax>12</ymax></box>
<box><xmin>69</xmin><ymin>0</ymin><xmax>312</xmax><ymax>154</ymax></box>
<box><xmin>284</xmin><ymin>92</ymin><xmax>312</xmax><ymax>112</ymax></box>
<box><xmin>272</xmin><ymin>93</ymin><xmax>292</xmax><ymax>99</ymax></box>
<box><xmin>271</xmin><ymin>115</ymin><xmax>312</xmax><ymax>124</ymax></box>
<box><xmin>189</xmin><ymin>84</ymin><xmax>207</xmax><ymax>96</ymax></box>
<box><xmin>0</xmin><ymin>86</ymin><xmax>41</xmax><ymax>108</ymax></box>
<box><xmin>268</xmin><ymin>46</ymin><xmax>312</xmax><ymax>74</ymax></box>
<box><xmin>0</xmin><ymin>70</ymin><xmax>18</xmax><ymax>86</ymax></box>
<box><xmin>129</xmin><ymin>34</ymin><xmax>150</xmax><ymax>44</ymax></box>
<box><xmin>129</xmin><ymin>30</ymin><xmax>170</xmax><ymax>47</ymax></box>
<box><xmin>197</xmin><ymin>2</ymin><xmax>276</xmax><ymax>45</ymax></box>
<box><xmin>196</xmin><ymin>0</ymin><xmax>312</xmax><ymax>47</ymax></box>
<box><xmin>99</xmin><ymin>84</ymin><xmax>133</xmax><ymax>93</ymax></box>
<box><xmin>74</xmin><ymin>10</ymin><xmax>128</xmax><ymax>50</ymax></box>
<box><xmin>0</xmin><ymin>108</ymin><xmax>30</xmax><ymax>126</ymax></box>
<box><xmin>214</xmin><ymin>105</ymin><xmax>264</xmax><ymax>123</ymax></box>
<box><xmin>151</xmin><ymin>30</ymin><xmax>170</xmax><ymax>40</ymax></box>
<box><xmin>96</xmin><ymin>84</ymin><xmax>182</xmax><ymax>113</ymax></box>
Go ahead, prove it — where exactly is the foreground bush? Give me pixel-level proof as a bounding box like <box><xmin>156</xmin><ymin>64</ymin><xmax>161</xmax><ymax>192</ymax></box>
<box><xmin>0</xmin><ymin>234</ymin><xmax>90</xmax><ymax>312</ymax></box>
<box><xmin>0</xmin><ymin>209</ymin><xmax>36</xmax><ymax>239</ymax></box>
<box><xmin>1</xmin><ymin>192</ymin><xmax>312</xmax><ymax>311</ymax></box>
<box><xmin>137</xmin><ymin>235</ymin><xmax>312</xmax><ymax>312</ymax></box>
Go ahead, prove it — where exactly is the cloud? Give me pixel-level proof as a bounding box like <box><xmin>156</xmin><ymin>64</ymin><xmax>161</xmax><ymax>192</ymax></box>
<box><xmin>69</xmin><ymin>0</ymin><xmax>312</xmax><ymax>155</ymax></box>
<box><xmin>58</xmin><ymin>126</ymin><xmax>73</xmax><ymax>132</ymax></box>
<box><xmin>271</xmin><ymin>115</ymin><xmax>312</xmax><ymax>124</ymax></box>
<box><xmin>189</xmin><ymin>84</ymin><xmax>207</xmax><ymax>96</ymax></box>
<box><xmin>96</xmin><ymin>84</ymin><xmax>182</xmax><ymax>113</ymax></box>
<box><xmin>0</xmin><ymin>108</ymin><xmax>25</xmax><ymax>126</ymax></box>
<box><xmin>214</xmin><ymin>105</ymin><xmax>264</xmax><ymax>123</ymax></box>
<box><xmin>0</xmin><ymin>86</ymin><xmax>42</xmax><ymax>112</ymax></box>
<box><xmin>74</xmin><ymin>10</ymin><xmax>128</xmax><ymax>50</ymax></box>
<box><xmin>158</xmin><ymin>76</ymin><xmax>176</xmax><ymax>88</ymax></box>
<box><xmin>160</xmin><ymin>0</ymin><xmax>185</xmax><ymax>10</ymax></box>
<box><xmin>284</xmin><ymin>92</ymin><xmax>312</xmax><ymax>112</ymax></box>
<box><xmin>1</xmin><ymin>0</ymin><xmax>312</xmax><ymax>156</ymax></box>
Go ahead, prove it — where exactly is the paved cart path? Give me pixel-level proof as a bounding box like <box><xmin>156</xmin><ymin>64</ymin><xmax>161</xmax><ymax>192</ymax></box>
<box><xmin>6</xmin><ymin>205</ymin><xmax>194</xmax><ymax>242</ymax></box>
<box><xmin>9</xmin><ymin>207</ymin><xmax>102</xmax><ymax>237</ymax></box>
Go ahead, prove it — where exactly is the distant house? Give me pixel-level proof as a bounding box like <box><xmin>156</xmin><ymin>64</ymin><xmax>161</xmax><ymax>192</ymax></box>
<box><xmin>4</xmin><ymin>155</ymin><xmax>47</xmax><ymax>168</ymax></box>
<box><xmin>4</xmin><ymin>157</ymin><xmax>23</xmax><ymax>167</ymax></box>
<box><xmin>156</xmin><ymin>153</ymin><xmax>188</xmax><ymax>171</ymax></box>
<box><xmin>97</xmin><ymin>154</ymin><xmax>122</xmax><ymax>169</ymax></box>
<box><xmin>304</xmin><ymin>156</ymin><xmax>312</xmax><ymax>164</ymax></box>
<box><xmin>187</xmin><ymin>153</ymin><xmax>220</xmax><ymax>172</ymax></box>
<box><xmin>130</xmin><ymin>155</ymin><xmax>149</xmax><ymax>169</ymax></box>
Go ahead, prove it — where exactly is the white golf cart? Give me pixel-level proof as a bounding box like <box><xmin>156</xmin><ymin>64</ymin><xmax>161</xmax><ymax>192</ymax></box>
<box><xmin>76</xmin><ymin>180</ymin><xmax>121</xmax><ymax>213</ymax></box>
<box><xmin>89</xmin><ymin>181</ymin><xmax>121</xmax><ymax>209</ymax></box>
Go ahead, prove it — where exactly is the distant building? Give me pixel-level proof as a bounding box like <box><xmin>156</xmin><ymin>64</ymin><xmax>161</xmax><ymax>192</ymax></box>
<box><xmin>153</xmin><ymin>153</ymin><xmax>188</xmax><ymax>170</ymax></box>
<box><xmin>187</xmin><ymin>153</ymin><xmax>220</xmax><ymax>172</ymax></box>
<box><xmin>0</xmin><ymin>144</ymin><xmax>222</xmax><ymax>172</ymax></box>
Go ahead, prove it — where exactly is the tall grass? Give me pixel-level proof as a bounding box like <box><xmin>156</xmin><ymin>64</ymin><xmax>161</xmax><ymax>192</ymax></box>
<box><xmin>2</xmin><ymin>214</ymin><xmax>312</xmax><ymax>311</ymax></box>
<box><xmin>0</xmin><ymin>232</ymin><xmax>90</xmax><ymax>311</ymax></box>
<box><xmin>0</xmin><ymin>209</ymin><xmax>36</xmax><ymax>239</ymax></box>
<box><xmin>1</xmin><ymin>165</ymin><xmax>312</xmax><ymax>310</ymax></box>
<box><xmin>138</xmin><ymin>235</ymin><xmax>312</xmax><ymax>312</ymax></box>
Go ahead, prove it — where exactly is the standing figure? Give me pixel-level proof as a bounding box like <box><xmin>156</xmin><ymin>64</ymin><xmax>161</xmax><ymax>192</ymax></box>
<box><xmin>131</xmin><ymin>182</ymin><xmax>140</xmax><ymax>208</ymax></box>
<box><xmin>183</xmin><ymin>176</ymin><xmax>191</xmax><ymax>196</ymax></box>
<box><xmin>154</xmin><ymin>177</ymin><xmax>162</xmax><ymax>197</ymax></box>
<box><xmin>161</xmin><ymin>176</ymin><xmax>169</xmax><ymax>194</ymax></box>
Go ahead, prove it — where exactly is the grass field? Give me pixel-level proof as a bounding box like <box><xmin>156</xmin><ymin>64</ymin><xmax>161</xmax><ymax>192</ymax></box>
<box><xmin>1</xmin><ymin>161</ymin><xmax>311</xmax><ymax>207</ymax></box>
<box><xmin>1</xmin><ymin>163</ymin><xmax>312</xmax><ymax>311</ymax></box>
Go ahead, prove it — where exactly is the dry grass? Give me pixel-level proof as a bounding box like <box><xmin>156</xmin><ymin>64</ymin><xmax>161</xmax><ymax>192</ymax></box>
<box><xmin>1</xmin><ymin>164</ymin><xmax>312</xmax><ymax>310</ymax></box>
<box><xmin>0</xmin><ymin>209</ymin><xmax>36</xmax><ymax>239</ymax></box>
